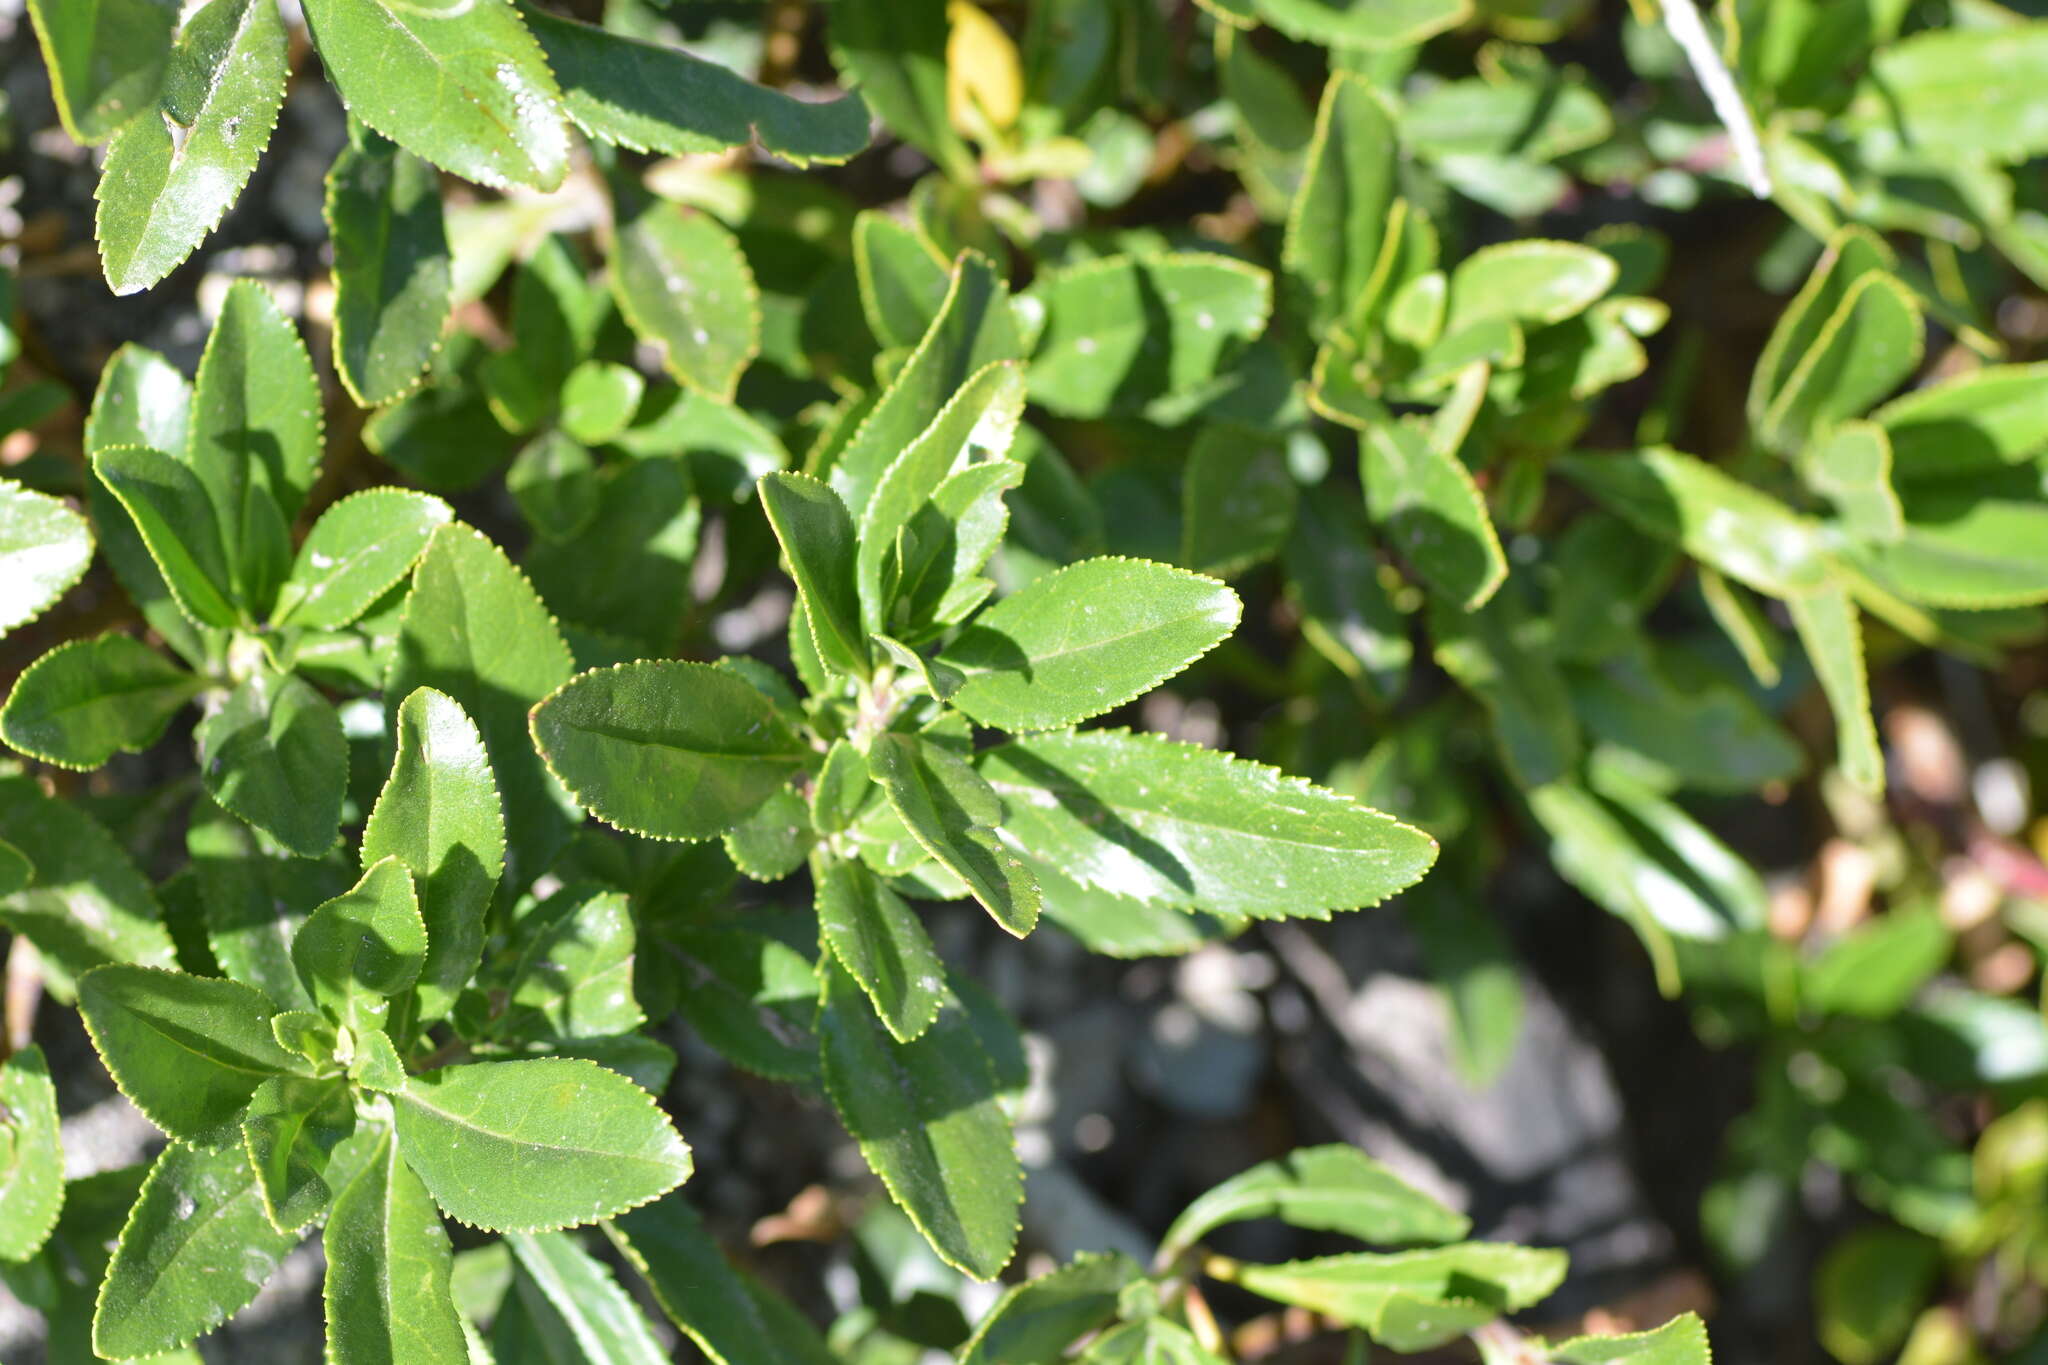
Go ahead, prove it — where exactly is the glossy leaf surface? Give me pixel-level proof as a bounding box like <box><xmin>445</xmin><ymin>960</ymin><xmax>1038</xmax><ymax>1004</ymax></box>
<box><xmin>979</xmin><ymin>730</ymin><xmax>1437</xmax><ymax>920</ymax></box>
<box><xmin>392</xmin><ymin>1058</ymin><xmax>692</xmax><ymax>1233</ymax></box>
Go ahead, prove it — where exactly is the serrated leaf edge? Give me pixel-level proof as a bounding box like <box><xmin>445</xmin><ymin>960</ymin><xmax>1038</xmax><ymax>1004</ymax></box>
<box><xmin>814</xmin><ymin>964</ymin><xmax>1023</xmax><ymax>1281</ymax></box>
<box><xmin>275</xmin><ymin>486</ymin><xmax>455</xmax><ymax>630</ymax></box>
<box><xmin>394</xmin><ymin>1056</ymin><xmax>693</xmax><ymax>1234</ymax></box>
<box><xmin>608</xmin><ymin>200</ymin><xmax>764</xmax><ymax>402</ymax></box>
<box><xmin>75</xmin><ymin>963</ymin><xmax>291</xmax><ymax>1150</ymax></box>
<box><xmin>321</xmin><ymin>144</ymin><xmax>454</xmax><ymax>408</ymax></box>
<box><xmin>191</xmin><ymin>279</ymin><xmax>328</xmax><ymax>524</ymax></box>
<box><xmin>0</xmin><ymin>1046</ymin><xmax>64</xmax><ymax>1261</ymax></box>
<box><xmin>306</xmin><ymin>0</ymin><xmax>571</xmax><ymax>193</ymax></box>
<box><xmin>0</xmin><ymin>480</ymin><xmax>96</xmax><ymax>638</ymax></box>
<box><xmin>92</xmin><ymin>0</ymin><xmax>287</xmax><ymax>296</ymax></box>
<box><xmin>0</xmin><ymin>632</ymin><xmax>199</xmax><ymax>771</ymax></box>
<box><xmin>527</xmin><ymin>658</ymin><xmax>808</xmax><ymax>845</ymax></box>
<box><xmin>943</xmin><ymin>554</ymin><xmax>1243</xmax><ymax>732</ymax></box>
<box><xmin>91</xmin><ymin>1141</ymin><xmax>282</xmax><ymax>1357</ymax></box>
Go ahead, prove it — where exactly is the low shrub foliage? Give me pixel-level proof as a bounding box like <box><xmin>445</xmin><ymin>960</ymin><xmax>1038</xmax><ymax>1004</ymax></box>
<box><xmin>1</xmin><ymin>0</ymin><xmax>2046</xmax><ymax>1360</ymax></box>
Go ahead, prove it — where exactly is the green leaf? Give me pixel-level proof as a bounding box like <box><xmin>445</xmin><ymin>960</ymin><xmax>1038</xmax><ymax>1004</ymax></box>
<box><xmin>494</xmin><ymin>233</ymin><xmax>609</xmax><ymax>408</ymax></box>
<box><xmin>361</xmin><ymin>686</ymin><xmax>505</xmax><ymax>1026</ymax></box>
<box><xmin>1804</xmin><ymin>905</ymin><xmax>1951</xmax><ymax>1019</ymax></box>
<box><xmin>1409</xmin><ymin>881</ymin><xmax>1524</xmax><ymax>1088</ymax></box>
<box><xmin>0</xmin><ymin>633</ymin><xmax>198</xmax><ymax>769</ymax></box>
<box><xmin>1162</xmin><ymin>1146</ymin><xmax>1470</xmax><ymax>1259</ymax></box>
<box><xmin>1528</xmin><ymin>779</ymin><xmax>1756</xmax><ymax>984</ymax></box>
<box><xmin>509</xmin><ymin>431</ymin><xmax>598</xmax><ymax>542</ymax></box>
<box><xmin>87</xmin><ymin>343</ymin><xmax>191</xmax><ymax>456</ymax></box>
<box><xmin>1787</xmin><ymin>585</ymin><xmax>1885</xmax><ymax>795</ymax></box>
<box><xmin>1023</xmin><ymin>255</ymin><xmax>1273</xmax><ymax>419</ymax></box>
<box><xmin>270</xmin><ymin>1008</ymin><xmax>337</xmax><ymax>1068</ymax></box>
<box><xmin>903</xmin><ymin>458</ymin><xmax>1026</xmax><ymax>634</ymax></box>
<box><xmin>610</xmin><ymin>195</ymin><xmax>760</xmax><ymax>400</ymax></box>
<box><xmin>869</xmin><ymin>733</ymin><xmax>1041</xmax><ymax>936</ymax></box>
<box><xmin>811</xmin><ymin>740</ymin><xmax>872</xmax><ymax>835</ymax></box>
<box><xmin>856</xmin><ymin>211</ymin><xmax>952</xmax><ymax>351</ymax></box>
<box><xmin>1748</xmin><ymin>226</ymin><xmax>1895</xmax><ymax>433</ymax></box>
<box><xmin>661</xmin><ymin>927</ymin><xmax>818</xmax><ymax>1083</ymax></box>
<box><xmin>607</xmin><ymin>1192</ymin><xmax>840</xmax><ymax>1365</ymax></box>
<box><xmin>1845</xmin><ymin>468</ymin><xmax>2048</xmax><ymax>608</ymax></box>
<box><xmin>365</xmin><ymin>337</ymin><xmax>520</xmax><ymax>491</ymax></box>
<box><xmin>1370</xmin><ymin>1294</ymin><xmax>1501</xmax><ymax>1352</ymax></box>
<box><xmin>188</xmin><ymin>796</ymin><xmax>348</xmax><ymax>1013</ymax></box>
<box><xmin>1181</xmin><ymin>426</ymin><xmax>1296</xmax><ymax>579</ymax></box>
<box><xmin>1361</xmin><ymin>419</ymin><xmax>1507</xmax><ymax>610</ymax></box>
<box><xmin>1815</xmin><ymin>1227</ymin><xmax>1940</xmax><ymax>1365</ymax></box>
<box><xmin>506</xmin><ymin>1229</ymin><xmax>668</xmax><ymax>1365</ymax></box>
<box><xmin>188</xmin><ymin>279</ymin><xmax>323</xmax><ymax>616</ymax></box>
<box><xmin>980</xmin><ymin>729</ymin><xmax>1437</xmax><ymax>919</ymax></box>
<box><xmin>1907</xmin><ymin>989</ymin><xmax>2048</xmax><ymax>1087</ymax></box>
<box><xmin>0</xmin><ymin>839</ymin><xmax>26</xmax><ymax>899</ymax></box>
<box><xmin>1221</xmin><ymin>1243</ymin><xmax>1566</xmax><ymax>1328</ymax></box>
<box><xmin>503</xmin><ymin>886</ymin><xmax>642</xmax><ymax>1041</ymax></box>
<box><xmin>1283</xmin><ymin>73</ymin><xmax>1397</xmax><ymax>330</ymax></box>
<box><xmin>94</xmin><ymin>0</ymin><xmax>286</xmax><ymax>295</ymax></box>
<box><xmin>1803</xmin><ymin>419</ymin><xmax>1903</xmax><ymax>542</ymax></box>
<box><xmin>520</xmin><ymin>5</ymin><xmax>870</xmax><ymax>166</ymax></box>
<box><xmin>1284</xmin><ymin>495</ymin><xmax>1411</xmax><ymax>698</ymax></box>
<box><xmin>92</xmin><ymin>1141</ymin><xmax>299</xmax><ymax>1358</ymax></box>
<box><xmin>817</xmin><ymin>959</ymin><xmax>1021</xmax><ymax>1280</ymax></box>
<box><xmin>0</xmin><ymin>1046</ymin><xmax>64</xmax><ymax>1261</ymax></box>
<box><xmin>526</xmin><ymin>456</ymin><xmax>701</xmax><ymax>653</ymax></box>
<box><xmin>816</xmin><ymin>853</ymin><xmax>946</xmax><ymax>1044</ymax></box>
<box><xmin>90</xmin><ymin>445</ymin><xmax>240</xmax><ymax>628</ymax></box>
<box><xmin>300</xmin><ymin>0</ymin><xmax>569</xmax><ymax>191</ymax></box>
<box><xmin>1876</xmin><ymin>363</ymin><xmax>2048</xmax><ymax>483</ymax></box>
<box><xmin>24</xmin><ymin>0</ymin><xmax>177</xmax><ymax>143</ymax></box>
<box><xmin>1853</xmin><ymin>25</ymin><xmax>2048</xmax><ymax>164</ymax></box>
<box><xmin>1443</xmin><ymin>239</ymin><xmax>1617</xmax><ymax>333</ymax></box>
<box><xmin>1250</xmin><ymin>0</ymin><xmax>1469</xmax><ymax>48</ymax></box>
<box><xmin>959</xmin><ymin>1251</ymin><xmax>1143</xmax><ymax>1365</ymax></box>
<box><xmin>1036</xmin><ymin>863</ymin><xmax>1232</xmax><ymax>958</ymax></box>
<box><xmin>531</xmin><ymin>660</ymin><xmax>809</xmax><ymax>843</ymax></box>
<box><xmin>390</xmin><ymin>523</ymin><xmax>577</xmax><ymax>886</ymax></box>
<box><xmin>292</xmin><ymin>857</ymin><xmax>426</xmax><ymax>1033</ymax></box>
<box><xmin>617</xmin><ymin>387</ymin><xmax>790</xmax><ymax>501</ymax></box>
<box><xmin>1557</xmin><ymin>448</ymin><xmax>1833</xmax><ymax>598</ymax></box>
<box><xmin>392</xmin><ymin>1058</ymin><xmax>693</xmax><ymax>1233</ymax></box>
<box><xmin>1547</xmin><ymin>1313</ymin><xmax>1712</xmax><ymax>1364</ymax></box>
<box><xmin>558</xmin><ymin>360</ymin><xmax>645</xmax><ymax>446</ymax></box>
<box><xmin>829</xmin><ymin>0</ymin><xmax>975</xmax><ymax>182</ymax></box>
<box><xmin>84</xmin><ymin>352</ymin><xmax>215</xmax><ymax>661</ymax></box>
<box><xmin>242</xmin><ymin>1074</ymin><xmax>354</xmax><ymax>1233</ymax></box>
<box><xmin>1757</xmin><ymin>272</ymin><xmax>1923</xmax><ymax>454</ymax></box>
<box><xmin>272</xmin><ymin>488</ymin><xmax>452</xmax><ymax>629</ymax></box>
<box><xmin>351</xmin><ymin>1026</ymin><xmax>409</xmax><ymax>1093</ymax></box>
<box><xmin>1564</xmin><ymin>640</ymin><xmax>1802</xmax><ymax>793</ymax></box>
<box><xmin>77</xmin><ymin>964</ymin><xmax>298</xmax><ymax>1147</ymax></box>
<box><xmin>325</xmin><ymin>1126</ymin><xmax>468</xmax><ymax>1365</ymax></box>
<box><xmin>197</xmin><ymin>668</ymin><xmax>348</xmax><ymax>857</ymax></box>
<box><xmin>1082</xmin><ymin>1318</ymin><xmax>1230</xmax><ymax>1365</ymax></box>
<box><xmin>327</xmin><ymin>136</ymin><xmax>453</xmax><ymax>406</ymax></box>
<box><xmin>1221</xmin><ymin>22</ymin><xmax>1315</xmax><ymax>157</ymax></box>
<box><xmin>1403</xmin><ymin>66</ymin><xmax>1611</xmax><ymax>163</ymax></box>
<box><xmin>759</xmin><ymin>471</ymin><xmax>870</xmax><ymax>678</ymax></box>
<box><xmin>722</xmin><ymin>785</ymin><xmax>813</xmax><ymax>882</ymax></box>
<box><xmin>830</xmin><ymin>253</ymin><xmax>1025</xmax><ymax>517</ymax></box>
<box><xmin>0</xmin><ymin>772</ymin><xmax>177</xmax><ymax>984</ymax></box>
<box><xmin>857</xmin><ymin>360</ymin><xmax>1027</xmax><ymax>634</ymax></box>
<box><xmin>940</xmin><ymin>558</ymin><xmax>1239</xmax><ymax>732</ymax></box>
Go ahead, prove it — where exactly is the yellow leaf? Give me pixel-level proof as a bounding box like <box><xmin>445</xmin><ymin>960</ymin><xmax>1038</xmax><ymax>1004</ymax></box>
<box><xmin>947</xmin><ymin>0</ymin><xmax>1023</xmax><ymax>136</ymax></box>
